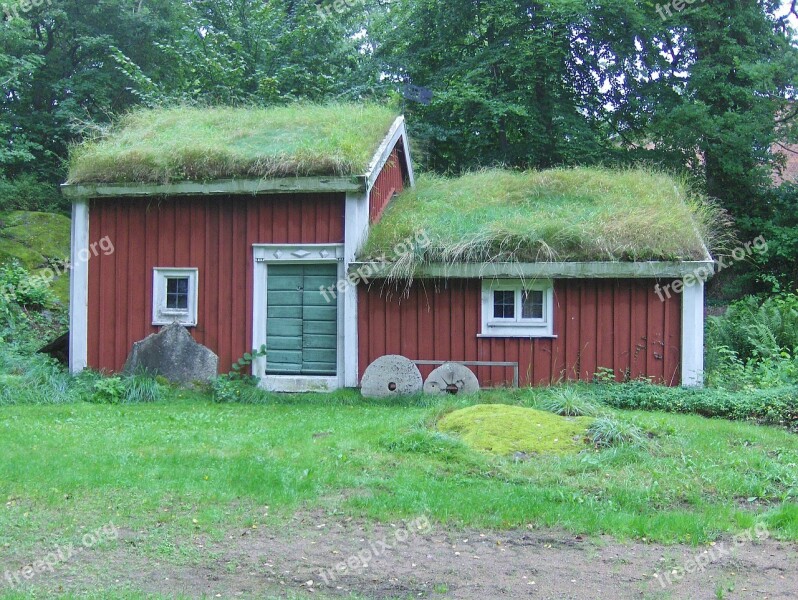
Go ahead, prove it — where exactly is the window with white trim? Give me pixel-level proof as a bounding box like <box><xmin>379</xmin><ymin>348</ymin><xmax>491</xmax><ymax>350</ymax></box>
<box><xmin>480</xmin><ymin>279</ymin><xmax>555</xmax><ymax>337</ymax></box>
<box><xmin>152</xmin><ymin>268</ymin><xmax>198</xmax><ymax>326</ymax></box>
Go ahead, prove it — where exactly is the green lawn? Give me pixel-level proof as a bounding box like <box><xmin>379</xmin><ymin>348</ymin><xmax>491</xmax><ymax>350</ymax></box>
<box><xmin>1</xmin><ymin>389</ymin><xmax>797</xmax><ymax>564</ymax></box>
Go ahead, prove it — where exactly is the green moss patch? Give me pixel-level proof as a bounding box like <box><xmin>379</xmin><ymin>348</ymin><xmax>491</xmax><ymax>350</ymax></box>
<box><xmin>437</xmin><ymin>403</ymin><xmax>592</xmax><ymax>456</ymax></box>
<box><xmin>67</xmin><ymin>104</ymin><xmax>398</xmax><ymax>184</ymax></box>
<box><xmin>0</xmin><ymin>211</ymin><xmax>72</xmax><ymax>303</ymax></box>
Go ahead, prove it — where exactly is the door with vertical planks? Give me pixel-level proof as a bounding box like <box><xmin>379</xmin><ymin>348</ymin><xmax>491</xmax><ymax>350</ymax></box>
<box><xmin>265</xmin><ymin>264</ymin><xmax>338</xmax><ymax>376</ymax></box>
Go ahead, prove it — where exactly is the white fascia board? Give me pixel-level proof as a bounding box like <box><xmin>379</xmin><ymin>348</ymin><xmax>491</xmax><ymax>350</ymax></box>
<box><xmin>365</xmin><ymin>116</ymin><xmax>410</xmax><ymax>190</ymax></box>
<box><xmin>69</xmin><ymin>199</ymin><xmax>90</xmax><ymax>373</ymax></box>
<box><xmin>348</xmin><ymin>260</ymin><xmax>717</xmax><ymax>280</ymax></box>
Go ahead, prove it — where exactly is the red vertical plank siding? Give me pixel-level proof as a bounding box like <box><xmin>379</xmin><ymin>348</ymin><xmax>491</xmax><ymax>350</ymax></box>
<box><xmin>369</xmin><ymin>145</ymin><xmax>406</xmax><ymax>224</ymax></box>
<box><xmin>358</xmin><ymin>278</ymin><xmax>683</xmax><ymax>386</ymax></box>
<box><xmin>87</xmin><ymin>193</ymin><xmax>345</xmax><ymax>373</ymax></box>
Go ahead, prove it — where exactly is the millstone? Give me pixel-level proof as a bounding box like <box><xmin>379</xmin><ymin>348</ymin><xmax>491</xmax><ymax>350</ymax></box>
<box><xmin>423</xmin><ymin>362</ymin><xmax>480</xmax><ymax>395</ymax></box>
<box><xmin>360</xmin><ymin>355</ymin><xmax>423</xmax><ymax>398</ymax></box>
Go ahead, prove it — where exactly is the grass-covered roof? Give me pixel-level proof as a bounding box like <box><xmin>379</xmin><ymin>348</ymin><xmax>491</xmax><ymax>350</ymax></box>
<box><xmin>359</xmin><ymin>168</ymin><xmax>723</xmax><ymax>272</ymax></box>
<box><xmin>67</xmin><ymin>104</ymin><xmax>399</xmax><ymax>185</ymax></box>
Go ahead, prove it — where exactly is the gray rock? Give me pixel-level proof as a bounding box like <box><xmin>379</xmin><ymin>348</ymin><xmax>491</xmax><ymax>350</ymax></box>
<box><xmin>360</xmin><ymin>355</ymin><xmax>423</xmax><ymax>398</ymax></box>
<box><xmin>123</xmin><ymin>322</ymin><xmax>218</xmax><ymax>385</ymax></box>
<box><xmin>423</xmin><ymin>362</ymin><xmax>480</xmax><ymax>395</ymax></box>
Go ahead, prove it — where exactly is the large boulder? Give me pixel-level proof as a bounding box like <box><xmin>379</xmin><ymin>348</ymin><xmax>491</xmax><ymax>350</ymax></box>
<box><xmin>123</xmin><ymin>323</ymin><xmax>218</xmax><ymax>385</ymax></box>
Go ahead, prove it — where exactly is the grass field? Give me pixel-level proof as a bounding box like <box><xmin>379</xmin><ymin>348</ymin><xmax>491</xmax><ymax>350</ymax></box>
<box><xmin>1</xmin><ymin>389</ymin><xmax>797</xmax><ymax>564</ymax></box>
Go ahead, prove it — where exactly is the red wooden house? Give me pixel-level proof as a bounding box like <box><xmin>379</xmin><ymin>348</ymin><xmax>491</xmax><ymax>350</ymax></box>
<box><xmin>64</xmin><ymin>105</ymin><xmax>712</xmax><ymax>390</ymax></box>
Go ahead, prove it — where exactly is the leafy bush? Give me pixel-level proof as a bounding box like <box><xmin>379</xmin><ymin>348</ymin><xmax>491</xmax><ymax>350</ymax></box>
<box><xmin>539</xmin><ymin>387</ymin><xmax>600</xmax><ymax>416</ymax></box>
<box><xmin>587</xmin><ymin>417</ymin><xmax>648</xmax><ymax>448</ymax></box>
<box><xmin>0</xmin><ymin>174</ymin><xmax>66</xmax><ymax>213</ymax></box>
<box><xmin>88</xmin><ymin>373</ymin><xmax>165</xmax><ymax>404</ymax></box>
<box><xmin>705</xmin><ymin>292</ymin><xmax>798</xmax><ymax>389</ymax></box>
<box><xmin>590</xmin><ymin>381</ymin><xmax>798</xmax><ymax>429</ymax></box>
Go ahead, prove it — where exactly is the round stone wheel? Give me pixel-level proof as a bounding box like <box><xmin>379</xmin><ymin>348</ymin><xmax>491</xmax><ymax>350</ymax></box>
<box><xmin>423</xmin><ymin>362</ymin><xmax>480</xmax><ymax>395</ymax></box>
<box><xmin>360</xmin><ymin>355</ymin><xmax>423</xmax><ymax>398</ymax></box>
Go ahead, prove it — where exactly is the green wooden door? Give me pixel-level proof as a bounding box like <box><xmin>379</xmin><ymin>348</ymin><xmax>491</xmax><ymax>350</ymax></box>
<box><xmin>266</xmin><ymin>264</ymin><xmax>338</xmax><ymax>376</ymax></box>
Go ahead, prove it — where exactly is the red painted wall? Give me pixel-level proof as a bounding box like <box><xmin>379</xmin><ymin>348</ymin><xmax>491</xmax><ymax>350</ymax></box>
<box><xmin>358</xmin><ymin>278</ymin><xmax>682</xmax><ymax>386</ymax></box>
<box><xmin>369</xmin><ymin>143</ymin><xmax>406</xmax><ymax>223</ymax></box>
<box><xmin>87</xmin><ymin>193</ymin><xmax>345</xmax><ymax>373</ymax></box>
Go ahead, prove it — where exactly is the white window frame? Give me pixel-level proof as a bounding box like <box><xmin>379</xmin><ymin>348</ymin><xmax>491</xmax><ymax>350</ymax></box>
<box><xmin>479</xmin><ymin>279</ymin><xmax>555</xmax><ymax>338</ymax></box>
<box><xmin>152</xmin><ymin>268</ymin><xmax>199</xmax><ymax>326</ymax></box>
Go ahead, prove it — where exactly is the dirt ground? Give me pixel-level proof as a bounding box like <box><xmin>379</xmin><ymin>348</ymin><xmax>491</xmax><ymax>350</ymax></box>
<box><xmin>5</xmin><ymin>515</ymin><xmax>798</xmax><ymax>599</ymax></box>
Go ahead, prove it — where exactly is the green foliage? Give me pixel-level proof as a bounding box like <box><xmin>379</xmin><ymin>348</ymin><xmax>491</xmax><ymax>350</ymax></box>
<box><xmin>91</xmin><ymin>376</ymin><xmax>127</xmax><ymax>405</ymax></box>
<box><xmin>0</xmin><ymin>344</ymin><xmax>72</xmax><ymax>405</ymax></box>
<box><xmin>0</xmin><ymin>259</ymin><xmax>57</xmax><ymax>309</ymax></box>
<box><xmin>587</xmin><ymin>417</ymin><xmax>649</xmax><ymax>448</ymax></box>
<box><xmin>0</xmin><ymin>175</ymin><xmax>66</xmax><ymax>213</ymax></box>
<box><xmin>539</xmin><ymin>388</ymin><xmax>600</xmax><ymax>417</ymax></box>
<box><xmin>736</xmin><ymin>183</ymin><xmax>798</xmax><ymax>292</ymax></box>
<box><xmin>705</xmin><ymin>292</ymin><xmax>798</xmax><ymax>388</ymax></box>
<box><xmin>590</xmin><ymin>381</ymin><xmax>798</xmax><ymax>430</ymax></box>
<box><xmin>210</xmin><ymin>374</ymin><xmax>269</xmax><ymax>404</ymax></box>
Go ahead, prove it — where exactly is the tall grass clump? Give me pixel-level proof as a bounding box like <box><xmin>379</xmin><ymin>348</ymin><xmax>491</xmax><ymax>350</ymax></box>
<box><xmin>538</xmin><ymin>387</ymin><xmax>600</xmax><ymax>416</ymax></box>
<box><xmin>360</xmin><ymin>168</ymin><xmax>730</xmax><ymax>282</ymax></box>
<box><xmin>0</xmin><ymin>345</ymin><xmax>73</xmax><ymax>405</ymax></box>
<box><xmin>587</xmin><ymin>417</ymin><xmax>649</xmax><ymax>448</ymax></box>
<box><xmin>67</xmin><ymin>104</ymin><xmax>398</xmax><ymax>184</ymax></box>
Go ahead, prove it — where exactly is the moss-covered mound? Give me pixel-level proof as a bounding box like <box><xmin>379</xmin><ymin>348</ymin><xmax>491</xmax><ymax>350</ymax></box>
<box><xmin>67</xmin><ymin>104</ymin><xmax>399</xmax><ymax>184</ymax></box>
<box><xmin>0</xmin><ymin>211</ymin><xmax>71</xmax><ymax>303</ymax></box>
<box><xmin>438</xmin><ymin>404</ymin><xmax>592</xmax><ymax>456</ymax></box>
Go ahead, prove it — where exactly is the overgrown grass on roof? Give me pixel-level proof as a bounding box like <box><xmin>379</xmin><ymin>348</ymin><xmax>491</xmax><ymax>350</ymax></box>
<box><xmin>67</xmin><ymin>104</ymin><xmax>399</xmax><ymax>184</ymax></box>
<box><xmin>360</xmin><ymin>168</ymin><xmax>729</xmax><ymax>276</ymax></box>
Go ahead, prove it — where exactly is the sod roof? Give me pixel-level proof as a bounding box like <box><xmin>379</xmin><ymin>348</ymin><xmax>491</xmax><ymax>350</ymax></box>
<box><xmin>66</xmin><ymin>104</ymin><xmax>399</xmax><ymax>185</ymax></box>
<box><xmin>359</xmin><ymin>168</ymin><xmax>722</xmax><ymax>270</ymax></box>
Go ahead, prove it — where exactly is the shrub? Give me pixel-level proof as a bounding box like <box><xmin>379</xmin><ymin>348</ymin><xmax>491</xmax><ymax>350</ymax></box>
<box><xmin>210</xmin><ymin>374</ymin><xmax>268</xmax><ymax>404</ymax></box>
<box><xmin>538</xmin><ymin>387</ymin><xmax>600</xmax><ymax>416</ymax></box>
<box><xmin>590</xmin><ymin>381</ymin><xmax>798</xmax><ymax>429</ymax></box>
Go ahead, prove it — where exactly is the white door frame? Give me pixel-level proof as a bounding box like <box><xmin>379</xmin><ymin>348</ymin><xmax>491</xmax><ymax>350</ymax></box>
<box><xmin>252</xmin><ymin>243</ymin><xmax>346</xmax><ymax>392</ymax></box>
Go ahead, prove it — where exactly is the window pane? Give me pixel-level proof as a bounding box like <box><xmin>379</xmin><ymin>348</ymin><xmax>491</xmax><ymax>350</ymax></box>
<box><xmin>166</xmin><ymin>277</ymin><xmax>189</xmax><ymax>310</ymax></box>
<box><xmin>493</xmin><ymin>290</ymin><xmax>515</xmax><ymax>319</ymax></box>
<box><xmin>522</xmin><ymin>290</ymin><xmax>544</xmax><ymax>319</ymax></box>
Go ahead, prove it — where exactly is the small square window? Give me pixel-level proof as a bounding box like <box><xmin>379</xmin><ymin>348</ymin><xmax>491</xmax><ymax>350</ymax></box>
<box><xmin>153</xmin><ymin>268</ymin><xmax>198</xmax><ymax>326</ymax></box>
<box><xmin>493</xmin><ymin>290</ymin><xmax>515</xmax><ymax>319</ymax></box>
<box><xmin>166</xmin><ymin>277</ymin><xmax>190</xmax><ymax>310</ymax></box>
<box><xmin>522</xmin><ymin>289</ymin><xmax>544</xmax><ymax>319</ymax></box>
<box><xmin>481</xmin><ymin>280</ymin><xmax>555</xmax><ymax>338</ymax></box>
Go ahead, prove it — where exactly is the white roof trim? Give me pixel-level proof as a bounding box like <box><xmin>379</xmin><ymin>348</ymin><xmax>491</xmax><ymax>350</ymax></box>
<box><xmin>365</xmin><ymin>116</ymin><xmax>413</xmax><ymax>191</ymax></box>
<box><xmin>349</xmin><ymin>260</ymin><xmax>716</xmax><ymax>280</ymax></box>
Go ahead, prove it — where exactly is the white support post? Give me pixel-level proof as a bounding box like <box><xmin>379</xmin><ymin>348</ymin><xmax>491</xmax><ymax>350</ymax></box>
<box><xmin>681</xmin><ymin>279</ymin><xmax>704</xmax><ymax>387</ymax></box>
<box><xmin>343</xmin><ymin>191</ymin><xmax>369</xmax><ymax>388</ymax></box>
<box><xmin>69</xmin><ymin>199</ymin><xmax>90</xmax><ymax>373</ymax></box>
